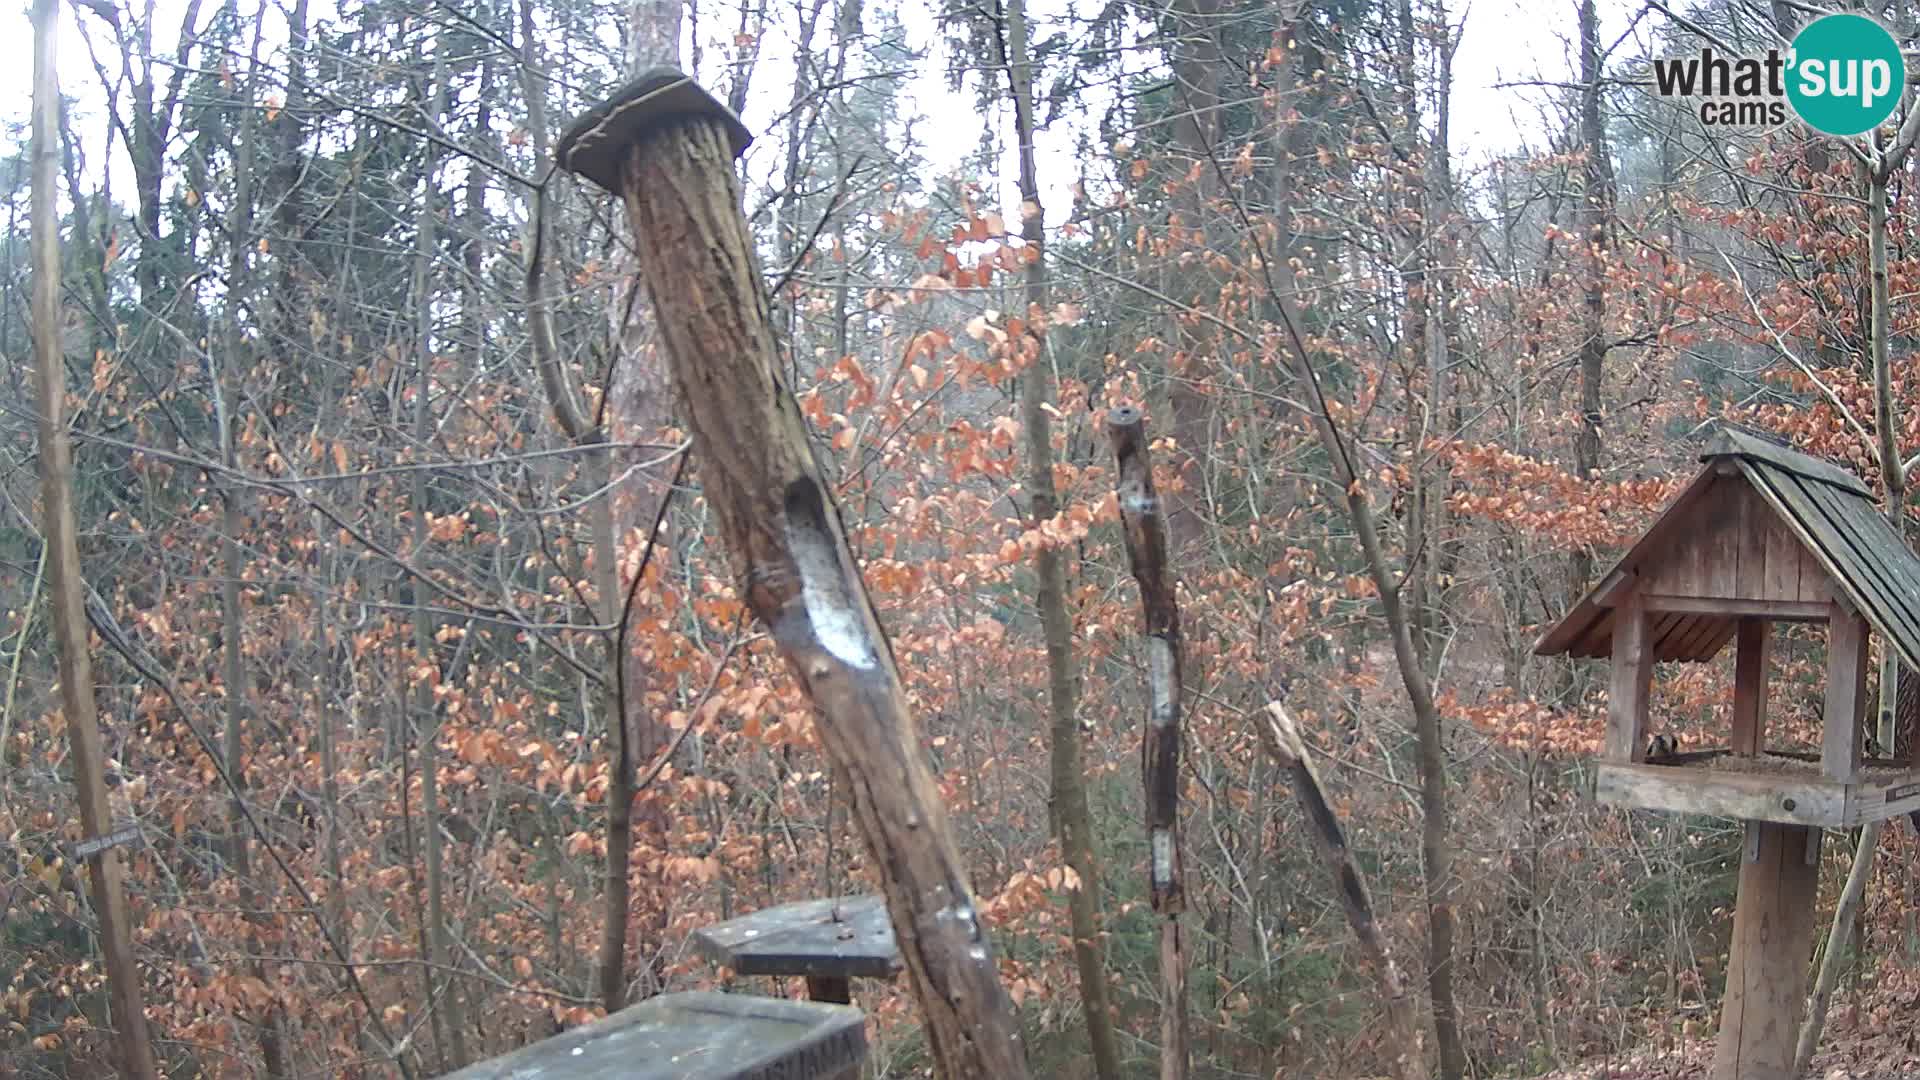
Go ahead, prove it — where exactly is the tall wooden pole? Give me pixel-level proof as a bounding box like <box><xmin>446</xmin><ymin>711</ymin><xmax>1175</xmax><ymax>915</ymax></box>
<box><xmin>30</xmin><ymin>0</ymin><xmax>159</xmax><ymax>1074</ymax></box>
<box><xmin>556</xmin><ymin>73</ymin><xmax>1032</xmax><ymax>1080</ymax></box>
<box><xmin>1107</xmin><ymin>407</ymin><xmax>1190</xmax><ymax>1079</ymax></box>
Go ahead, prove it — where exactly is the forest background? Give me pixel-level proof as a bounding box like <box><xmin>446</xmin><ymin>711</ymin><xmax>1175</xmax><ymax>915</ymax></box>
<box><xmin>5</xmin><ymin>0</ymin><xmax>1920</xmax><ymax>1076</ymax></box>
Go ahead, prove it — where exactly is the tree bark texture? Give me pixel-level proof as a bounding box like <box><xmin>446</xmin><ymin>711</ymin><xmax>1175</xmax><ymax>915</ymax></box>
<box><xmin>603</xmin><ymin>113</ymin><xmax>1032</xmax><ymax>1080</ymax></box>
<box><xmin>1107</xmin><ymin>407</ymin><xmax>1190</xmax><ymax>1080</ymax></box>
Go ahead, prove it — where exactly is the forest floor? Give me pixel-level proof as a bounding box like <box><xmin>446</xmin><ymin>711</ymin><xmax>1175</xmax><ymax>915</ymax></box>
<box><xmin>1538</xmin><ymin>982</ymin><xmax>1920</xmax><ymax>1079</ymax></box>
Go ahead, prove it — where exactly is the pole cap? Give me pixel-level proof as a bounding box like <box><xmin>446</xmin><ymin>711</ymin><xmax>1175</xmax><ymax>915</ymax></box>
<box><xmin>556</xmin><ymin>68</ymin><xmax>752</xmax><ymax>193</ymax></box>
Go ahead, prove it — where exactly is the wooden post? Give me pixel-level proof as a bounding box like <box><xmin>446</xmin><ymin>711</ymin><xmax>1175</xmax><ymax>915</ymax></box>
<box><xmin>1607</xmin><ymin>596</ymin><xmax>1655</xmax><ymax>762</ymax></box>
<box><xmin>1711</xmin><ymin>822</ymin><xmax>1819</xmax><ymax>1080</ymax></box>
<box><xmin>1824</xmin><ymin>604</ymin><xmax>1868</xmax><ymax>783</ymax></box>
<box><xmin>556</xmin><ymin>72</ymin><xmax>1031</xmax><ymax>1080</ymax></box>
<box><xmin>1731</xmin><ymin>618</ymin><xmax>1769</xmax><ymax>756</ymax></box>
<box><xmin>1107</xmin><ymin>407</ymin><xmax>1190</xmax><ymax>1080</ymax></box>
<box><xmin>30</xmin><ymin>1</ymin><xmax>158</xmax><ymax>1075</ymax></box>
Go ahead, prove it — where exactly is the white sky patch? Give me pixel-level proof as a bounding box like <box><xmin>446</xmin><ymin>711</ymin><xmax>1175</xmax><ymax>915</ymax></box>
<box><xmin>1</xmin><ymin>0</ymin><xmax>1648</xmax><ymax>215</ymax></box>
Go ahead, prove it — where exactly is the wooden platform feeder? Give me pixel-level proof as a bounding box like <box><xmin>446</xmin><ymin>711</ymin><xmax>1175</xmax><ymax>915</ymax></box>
<box><xmin>441</xmin><ymin>990</ymin><xmax>867</xmax><ymax>1079</ymax></box>
<box><xmin>693</xmin><ymin>894</ymin><xmax>902</xmax><ymax>1005</ymax></box>
<box><xmin>1537</xmin><ymin>430</ymin><xmax>1920</xmax><ymax>1080</ymax></box>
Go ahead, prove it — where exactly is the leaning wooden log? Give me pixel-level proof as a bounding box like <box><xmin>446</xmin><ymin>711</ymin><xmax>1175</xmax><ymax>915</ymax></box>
<box><xmin>1257</xmin><ymin>702</ymin><xmax>1425</xmax><ymax>1080</ymax></box>
<box><xmin>1106</xmin><ymin>407</ymin><xmax>1190</xmax><ymax>1080</ymax></box>
<box><xmin>555</xmin><ymin>70</ymin><xmax>1031</xmax><ymax>1080</ymax></box>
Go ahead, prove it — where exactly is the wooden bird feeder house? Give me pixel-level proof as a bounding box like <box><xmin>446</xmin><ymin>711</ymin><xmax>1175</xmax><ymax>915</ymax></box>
<box><xmin>1537</xmin><ymin>429</ymin><xmax>1920</xmax><ymax>1080</ymax></box>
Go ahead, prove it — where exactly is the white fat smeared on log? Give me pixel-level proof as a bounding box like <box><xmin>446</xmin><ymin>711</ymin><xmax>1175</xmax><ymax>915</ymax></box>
<box><xmin>783</xmin><ymin>482</ymin><xmax>879</xmax><ymax>670</ymax></box>
<box><xmin>1151</xmin><ymin>829</ymin><xmax>1175</xmax><ymax>886</ymax></box>
<box><xmin>1122</xmin><ymin>490</ymin><xmax>1158</xmax><ymax>516</ymax></box>
<box><xmin>1148</xmin><ymin>637</ymin><xmax>1176</xmax><ymax>725</ymax></box>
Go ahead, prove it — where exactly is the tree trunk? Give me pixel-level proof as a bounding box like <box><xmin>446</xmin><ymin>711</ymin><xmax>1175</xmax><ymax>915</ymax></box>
<box><xmin>30</xmin><ymin>1</ymin><xmax>159</xmax><ymax>1073</ymax></box>
<box><xmin>564</xmin><ymin>89</ymin><xmax>1033</xmax><ymax>1079</ymax></box>
<box><xmin>1002</xmin><ymin>2</ymin><xmax>1123</xmax><ymax>1076</ymax></box>
<box><xmin>1107</xmin><ymin>408</ymin><xmax>1189</xmax><ymax>1080</ymax></box>
<box><xmin>1266</xmin><ymin>289</ymin><xmax>1462</xmax><ymax>1078</ymax></box>
<box><xmin>214</xmin><ymin>9</ymin><xmax>291</xmax><ymax>1071</ymax></box>
<box><xmin>408</xmin><ymin>44</ymin><xmax>470</xmax><ymax>1070</ymax></box>
<box><xmin>1796</xmin><ymin>155</ymin><xmax>1907</xmax><ymax>1073</ymax></box>
<box><xmin>1569</xmin><ymin>0</ymin><xmax>1613</xmax><ymax>611</ymax></box>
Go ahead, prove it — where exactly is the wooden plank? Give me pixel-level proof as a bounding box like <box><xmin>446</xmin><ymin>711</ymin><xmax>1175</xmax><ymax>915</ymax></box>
<box><xmin>443</xmin><ymin>991</ymin><xmax>869</xmax><ymax>1080</ymax></box>
<box><xmin>1820</xmin><ymin>490</ymin><xmax>1920</xmax><ymax>671</ymax></box>
<box><xmin>1823</xmin><ymin>605</ymin><xmax>1868</xmax><ymax>783</ymax></box>
<box><xmin>1734</xmin><ymin>480</ymin><xmax>1771</xmax><ymax>599</ymax></box>
<box><xmin>1593</xmin><ymin>763</ymin><xmax>1848</xmax><ymax>826</ymax></box>
<box><xmin>1640</xmin><ymin>596</ymin><xmax>1830</xmax><ymax>620</ymax></box>
<box><xmin>693</xmin><ymin>895</ymin><xmax>901</xmax><ymax>981</ymax></box>
<box><xmin>1670</xmin><ymin>613</ymin><xmax>1726</xmax><ymax>660</ymax></box>
<box><xmin>1646</xmin><ymin>610</ymin><xmax>1689</xmax><ymax>660</ymax></box>
<box><xmin>1537</xmin><ymin>467</ymin><xmax>1725</xmax><ymax>657</ymax></box>
<box><xmin>1710</xmin><ymin>428</ymin><xmax>1872</xmax><ymax>496</ymax></box>
<box><xmin>1746</xmin><ymin>467</ymin><xmax>1920</xmax><ymax>666</ymax></box>
<box><xmin>1608</xmin><ymin>598</ymin><xmax>1656</xmax><ymax>762</ymax></box>
<box><xmin>1592</xmin><ymin>568</ymin><xmax>1637</xmax><ymax>608</ymax></box>
<box><xmin>1709</xmin><ymin>823</ymin><xmax>1820</xmax><ymax>1080</ymax></box>
<box><xmin>1851</xmin><ymin>773</ymin><xmax>1920</xmax><ymax>825</ymax></box>
<box><xmin>1705</xmin><ymin>479</ymin><xmax>1742</xmax><ymax>598</ymax></box>
<box><xmin>1654</xmin><ymin>613</ymin><xmax>1697</xmax><ymax>662</ymax></box>
<box><xmin>1796</xmin><ymin>476</ymin><xmax>1920</xmax><ymax>670</ymax></box>
<box><xmin>1732</xmin><ymin>619</ymin><xmax>1770</xmax><ymax>756</ymax></box>
<box><xmin>1698</xmin><ymin>620</ymin><xmax>1740</xmax><ymax>663</ymax></box>
<box><xmin>1571</xmin><ymin>605</ymin><xmax>1619</xmax><ymax>660</ymax></box>
<box><xmin>1761</xmin><ymin>498</ymin><xmax>1806</xmax><ymax>601</ymax></box>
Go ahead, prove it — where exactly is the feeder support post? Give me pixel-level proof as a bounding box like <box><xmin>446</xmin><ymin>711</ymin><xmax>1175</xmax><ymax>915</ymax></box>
<box><xmin>555</xmin><ymin>71</ymin><xmax>1032</xmax><ymax>1080</ymax></box>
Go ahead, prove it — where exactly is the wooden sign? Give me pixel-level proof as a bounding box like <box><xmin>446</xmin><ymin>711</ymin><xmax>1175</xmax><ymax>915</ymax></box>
<box><xmin>73</xmin><ymin>824</ymin><xmax>142</xmax><ymax>859</ymax></box>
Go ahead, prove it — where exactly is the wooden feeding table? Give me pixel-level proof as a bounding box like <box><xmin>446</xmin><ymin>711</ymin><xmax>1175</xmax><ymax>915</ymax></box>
<box><xmin>1537</xmin><ymin>430</ymin><xmax>1920</xmax><ymax>1080</ymax></box>
<box><xmin>441</xmin><ymin>990</ymin><xmax>866</xmax><ymax>1079</ymax></box>
<box><xmin>693</xmin><ymin>894</ymin><xmax>902</xmax><ymax>1005</ymax></box>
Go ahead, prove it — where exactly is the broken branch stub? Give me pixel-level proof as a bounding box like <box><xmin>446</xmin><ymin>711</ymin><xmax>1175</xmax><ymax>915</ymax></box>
<box><xmin>1257</xmin><ymin>703</ymin><xmax>1425</xmax><ymax>1080</ymax></box>
<box><xmin>556</xmin><ymin>73</ymin><xmax>1031</xmax><ymax>1080</ymax></box>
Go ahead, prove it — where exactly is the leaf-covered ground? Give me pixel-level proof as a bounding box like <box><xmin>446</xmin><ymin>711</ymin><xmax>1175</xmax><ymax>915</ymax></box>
<box><xmin>1540</xmin><ymin>983</ymin><xmax>1920</xmax><ymax>1079</ymax></box>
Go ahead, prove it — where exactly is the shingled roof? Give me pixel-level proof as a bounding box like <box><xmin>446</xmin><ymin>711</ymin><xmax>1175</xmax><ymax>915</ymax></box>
<box><xmin>1535</xmin><ymin>429</ymin><xmax>1920</xmax><ymax>672</ymax></box>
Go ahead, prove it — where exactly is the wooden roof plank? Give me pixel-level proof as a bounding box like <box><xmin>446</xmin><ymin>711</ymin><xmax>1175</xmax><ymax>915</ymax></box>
<box><xmin>1783</xmin><ymin>472</ymin><xmax>1920</xmax><ymax>671</ymax></box>
<box><xmin>1533</xmin><ymin>468</ymin><xmax>1725</xmax><ymax>657</ymax></box>
<box><xmin>1705</xmin><ymin>428</ymin><xmax>1871</xmax><ymax>496</ymax></box>
<box><xmin>1738</xmin><ymin>464</ymin><xmax>1916</xmax><ymax>656</ymax></box>
<box><xmin>1539</xmin><ymin>432</ymin><xmax>1920</xmax><ymax>674</ymax></box>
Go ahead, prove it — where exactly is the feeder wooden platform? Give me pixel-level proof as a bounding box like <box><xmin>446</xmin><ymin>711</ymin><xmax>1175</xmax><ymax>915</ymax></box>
<box><xmin>693</xmin><ymin>894</ymin><xmax>901</xmax><ymax>1004</ymax></box>
<box><xmin>440</xmin><ymin>990</ymin><xmax>866</xmax><ymax>1079</ymax></box>
<box><xmin>1595</xmin><ymin>749</ymin><xmax>1920</xmax><ymax>827</ymax></box>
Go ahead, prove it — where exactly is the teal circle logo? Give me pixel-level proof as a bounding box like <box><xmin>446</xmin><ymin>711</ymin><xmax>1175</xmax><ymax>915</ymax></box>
<box><xmin>1787</xmin><ymin>14</ymin><xmax>1905</xmax><ymax>136</ymax></box>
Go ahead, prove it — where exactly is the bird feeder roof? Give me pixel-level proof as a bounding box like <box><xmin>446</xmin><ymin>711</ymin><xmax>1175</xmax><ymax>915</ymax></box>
<box><xmin>1535</xmin><ymin>428</ymin><xmax>1920</xmax><ymax>672</ymax></box>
